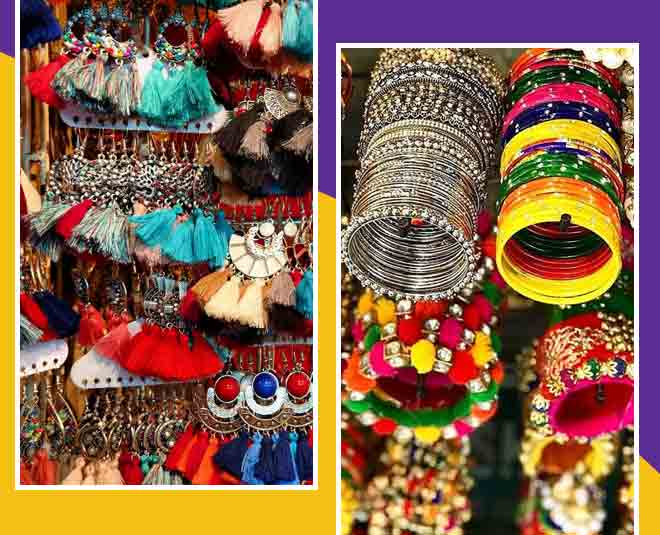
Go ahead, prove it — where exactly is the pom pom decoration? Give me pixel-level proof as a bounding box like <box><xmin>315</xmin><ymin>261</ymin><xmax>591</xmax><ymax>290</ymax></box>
<box><xmin>410</xmin><ymin>339</ymin><xmax>435</xmax><ymax>374</ymax></box>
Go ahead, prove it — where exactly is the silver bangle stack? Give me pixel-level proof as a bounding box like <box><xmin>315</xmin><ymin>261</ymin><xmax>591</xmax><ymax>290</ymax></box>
<box><xmin>342</xmin><ymin>48</ymin><xmax>505</xmax><ymax>301</ymax></box>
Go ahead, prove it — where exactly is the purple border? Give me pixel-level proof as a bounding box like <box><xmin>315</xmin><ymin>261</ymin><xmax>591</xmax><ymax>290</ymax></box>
<box><xmin>2</xmin><ymin>1</ymin><xmax>13</xmax><ymax>57</ymax></box>
<box><xmin>319</xmin><ymin>2</ymin><xmax>655</xmax><ymax>467</ymax></box>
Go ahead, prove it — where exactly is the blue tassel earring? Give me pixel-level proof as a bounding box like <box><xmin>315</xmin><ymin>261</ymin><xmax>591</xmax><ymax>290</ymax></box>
<box><xmin>274</xmin><ymin>431</ymin><xmax>297</xmax><ymax>483</ymax></box>
<box><xmin>21</xmin><ymin>0</ymin><xmax>62</xmax><ymax>49</ymax></box>
<box><xmin>295</xmin><ymin>432</ymin><xmax>313</xmax><ymax>482</ymax></box>
<box><xmin>281</xmin><ymin>0</ymin><xmax>300</xmax><ymax>52</ymax></box>
<box><xmin>255</xmin><ymin>433</ymin><xmax>277</xmax><ymax>484</ymax></box>
<box><xmin>296</xmin><ymin>270</ymin><xmax>314</xmax><ymax>319</ymax></box>
<box><xmin>241</xmin><ymin>432</ymin><xmax>264</xmax><ymax>485</ymax></box>
<box><xmin>213</xmin><ymin>432</ymin><xmax>249</xmax><ymax>478</ymax></box>
<box><xmin>215</xmin><ymin>210</ymin><xmax>235</xmax><ymax>243</ymax></box>
<box><xmin>32</xmin><ymin>290</ymin><xmax>80</xmax><ymax>338</ymax></box>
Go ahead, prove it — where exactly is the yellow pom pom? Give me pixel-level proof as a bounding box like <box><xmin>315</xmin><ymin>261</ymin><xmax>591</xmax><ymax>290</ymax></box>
<box><xmin>414</xmin><ymin>426</ymin><xmax>442</xmax><ymax>444</ymax></box>
<box><xmin>411</xmin><ymin>339</ymin><xmax>435</xmax><ymax>374</ymax></box>
<box><xmin>375</xmin><ymin>298</ymin><xmax>396</xmax><ymax>325</ymax></box>
<box><xmin>471</xmin><ymin>332</ymin><xmax>494</xmax><ymax>367</ymax></box>
<box><xmin>357</xmin><ymin>290</ymin><xmax>374</xmax><ymax>315</ymax></box>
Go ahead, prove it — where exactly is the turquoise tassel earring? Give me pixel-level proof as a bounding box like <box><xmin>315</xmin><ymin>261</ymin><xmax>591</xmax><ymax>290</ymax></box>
<box><xmin>282</xmin><ymin>0</ymin><xmax>300</xmax><ymax>51</ymax></box>
<box><xmin>295</xmin><ymin>270</ymin><xmax>313</xmax><ymax>319</ymax></box>
<box><xmin>129</xmin><ymin>205</ymin><xmax>182</xmax><ymax>247</ymax></box>
<box><xmin>162</xmin><ymin>217</ymin><xmax>195</xmax><ymax>264</ymax></box>
<box><xmin>192</xmin><ymin>209</ymin><xmax>228</xmax><ymax>268</ymax></box>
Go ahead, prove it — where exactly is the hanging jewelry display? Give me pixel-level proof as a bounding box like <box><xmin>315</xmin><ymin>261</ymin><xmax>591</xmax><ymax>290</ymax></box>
<box><xmin>342</xmin><ymin>48</ymin><xmax>505</xmax><ymax>301</ymax></box>
<box><xmin>20</xmin><ymin>0</ymin><xmax>314</xmax><ymax>486</ymax></box>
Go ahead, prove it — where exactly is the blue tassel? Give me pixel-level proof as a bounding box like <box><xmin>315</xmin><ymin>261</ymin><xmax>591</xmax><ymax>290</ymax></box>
<box><xmin>296</xmin><ymin>0</ymin><xmax>314</xmax><ymax>60</ymax></box>
<box><xmin>215</xmin><ymin>210</ymin><xmax>235</xmax><ymax>244</ymax></box>
<box><xmin>193</xmin><ymin>208</ymin><xmax>227</xmax><ymax>267</ymax></box>
<box><xmin>129</xmin><ymin>205</ymin><xmax>182</xmax><ymax>248</ymax></box>
<box><xmin>296</xmin><ymin>270</ymin><xmax>314</xmax><ymax>319</ymax></box>
<box><xmin>20</xmin><ymin>314</ymin><xmax>43</xmax><ymax>349</ymax></box>
<box><xmin>281</xmin><ymin>0</ymin><xmax>300</xmax><ymax>51</ymax></box>
<box><xmin>241</xmin><ymin>432</ymin><xmax>264</xmax><ymax>485</ymax></box>
<box><xmin>254</xmin><ymin>434</ymin><xmax>277</xmax><ymax>484</ymax></box>
<box><xmin>213</xmin><ymin>432</ymin><xmax>249</xmax><ymax>478</ymax></box>
<box><xmin>32</xmin><ymin>291</ymin><xmax>80</xmax><ymax>338</ymax></box>
<box><xmin>295</xmin><ymin>432</ymin><xmax>313</xmax><ymax>482</ymax></box>
<box><xmin>274</xmin><ymin>431</ymin><xmax>297</xmax><ymax>483</ymax></box>
<box><xmin>162</xmin><ymin>217</ymin><xmax>195</xmax><ymax>264</ymax></box>
<box><xmin>21</xmin><ymin>0</ymin><xmax>62</xmax><ymax>49</ymax></box>
<box><xmin>288</xmin><ymin>432</ymin><xmax>300</xmax><ymax>482</ymax></box>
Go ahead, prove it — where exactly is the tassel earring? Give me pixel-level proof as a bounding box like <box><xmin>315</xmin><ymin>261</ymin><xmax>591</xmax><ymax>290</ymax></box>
<box><xmin>205</xmin><ymin>276</ymin><xmax>242</xmax><ymax>321</ymax></box>
<box><xmin>161</xmin><ymin>216</ymin><xmax>195</xmax><ymax>264</ymax></box>
<box><xmin>32</xmin><ymin>290</ymin><xmax>80</xmax><ymax>338</ymax></box>
<box><xmin>236</xmin><ymin>279</ymin><xmax>269</xmax><ymax>329</ymax></box>
<box><xmin>296</xmin><ymin>270</ymin><xmax>314</xmax><ymax>319</ymax></box>
<box><xmin>192</xmin><ymin>269</ymin><xmax>231</xmax><ymax>306</ymax></box>
<box><xmin>217</xmin><ymin>0</ymin><xmax>265</xmax><ymax>56</ymax></box>
<box><xmin>241</xmin><ymin>432</ymin><xmax>264</xmax><ymax>484</ymax></box>
<box><xmin>192</xmin><ymin>209</ymin><xmax>228</xmax><ymax>267</ymax></box>
<box><xmin>266</xmin><ymin>271</ymin><xmax>296</xmax><ymax>307</ymax></box>
<box><xmin>129</xmin><ymin>205</ymin><xmax>182</xmax><ymax>248</ymax></box>
<box><xmin>20</xmin><ymin>314</ymin><xmax>43</xmax><ymax>349</ymax></box>
<box><xmin>25</xmin><ymin>54</ymin><xmax>70</xmax><ymax>108</ymax></box>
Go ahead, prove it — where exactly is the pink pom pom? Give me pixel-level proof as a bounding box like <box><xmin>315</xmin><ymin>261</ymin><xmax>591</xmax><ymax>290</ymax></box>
<box><xmin>477</xmin><ymin>211</ymin><xmax>493</xmax><ymax>238</ymax></box>
<box><xmin>369</xmin><ymin>341</ymin><xmax>396</xmax><ymax>377</ymax></box>
<box><xmin>454</xmin><ymin>420</ymin><xmax>474</xmax><ymax>438</ymax></box>
<box><xmin>473</xmin><ymin>294</ymin><xmax>494</xmax><ymax>323</ymax></box>
<box><xmin>438</xmin><ymin>318</ymin><xmax>462</xmax><ymax>349</ymax></box>
<box><xmin>351</xmin><ymin>321</ymin><xmax>364</xmax><ymax>343</ymax></box>
<box><xmin>490</xmin><ymin>269</ymin><xmax>507</xmax><ymax>290</ymax></box>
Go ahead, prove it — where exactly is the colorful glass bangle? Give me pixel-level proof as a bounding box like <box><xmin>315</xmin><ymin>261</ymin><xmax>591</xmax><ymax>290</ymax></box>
<box><xmin>510</xmin><ymin>57</ymin><xmax>623</xmax><ymax>95</ymax></box>
<box><xmin>501</xmin><ymin>119</ymin><xmax>622</xmax><ymax>174</ymax></box>
<box><xmin>506</xmin><ymin>67</ymin><xmax>622</xmax><ymax>109</ymax></box>
<box><xmin>503</xmin><ymin>140</ymin><xmax>621</xmax><ymax>176</ymax></box>
<box><xmin>500</xmin><ymin>101</ymin><xmax>620</xmax><ymax>146</ymax></box>
<box><xmin>498</xmin><ymin>154</ymin><xmax>624</xmax><ymax>213</ymax></box>
<box><xmin>509</xmin><ymin>48</ymin><xmax>585</xmax><ymax>81</ymax></box>
<box><xmin>497</xmin><ymin>196</ymin><xmax>621</xmax><ymax>304</ymax></box>
<box><xmin>503</xmin><ymin>82</ymin><xmax>622</xmax><ymax>133</ymax></box>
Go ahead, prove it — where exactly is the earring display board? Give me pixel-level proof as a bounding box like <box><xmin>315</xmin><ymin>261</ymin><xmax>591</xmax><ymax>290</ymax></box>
<box><xmin>340</xmin><ymin>47</ymin><xmax>635</xmax><ymax>535</ymax></box>
<box><xmin>19</xmin><ymin>0</ymin><xmax>314</xmax><ymax>487</ymax></box>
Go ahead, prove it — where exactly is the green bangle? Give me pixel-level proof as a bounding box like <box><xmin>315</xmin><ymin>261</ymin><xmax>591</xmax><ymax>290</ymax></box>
<box><xmin>513</xmin><ymin>228</ymin><xmax>605</xmax><ymax>259</ymax></box>
<box><xmin>498</xmin><ymin>154</ymin><xmax>624</xmax><ymax>215</ymax></box>
<box><xmin>506</xmin><ymin>66</ymin><xmax>621</xmax><ymax>108</ymax></box>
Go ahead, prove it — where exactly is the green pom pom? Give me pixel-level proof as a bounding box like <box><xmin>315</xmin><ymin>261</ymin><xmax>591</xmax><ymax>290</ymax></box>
<box><xmin>363</xmin><ymin>324</ymin><xmax>381</xmax><ymax>351</ymax></box>
<box><xmin>482</xmin><ymin>281</ymin><xmax>502</xmax><ymax>307</ymax></box>
<box><xmin>490</xmin><ymin>332</ymin><xmax>503</xmax><ymax>354</ymax></box>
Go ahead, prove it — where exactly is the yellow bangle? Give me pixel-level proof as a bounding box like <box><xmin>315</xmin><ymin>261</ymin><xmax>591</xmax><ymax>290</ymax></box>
<box><xmin>501</xmin><ymin>119</ymin><xmax>622</xmax><ymax>174</ymax></box>
<box><xmin>497</xmin><ymin>197</ymin><xmax>621</xmax><ymax>304</ymax></box>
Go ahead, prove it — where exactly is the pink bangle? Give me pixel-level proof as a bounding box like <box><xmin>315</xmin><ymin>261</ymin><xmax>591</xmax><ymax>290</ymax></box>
<box><xmin>502</xmin><ymin>83</ymin><xmax>621</xmax><ymax>135</ymax></box>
